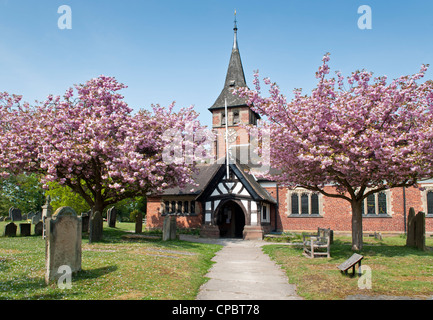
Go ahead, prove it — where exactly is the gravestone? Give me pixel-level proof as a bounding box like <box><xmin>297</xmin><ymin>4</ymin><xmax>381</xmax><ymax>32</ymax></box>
<box><xmin>19</xmin><ymin>223</ymin><xmax>31</xmax><ymax>236</ymax></box>
<box><xmin>45</xmin><ymin>206</ymin><xmax>82</xmax><ymax>284</ymax></box>
<box><xmin>415</xmin><ymin>211</ymin><xmax>426</xmax><ymax>251</ymax></box>
<box><xmin>406</xmin><ymin>208</ymin><xmax>416</xmax><ymax>247</ymax></box>
<box><xmin>41</xmin><ymin>196</ymin><xmax>53</xmax><ymax>239</ymax></box>
<box><xmin>135</xmin><ymin>211</ymin><xmax>143</xmax><ymax>234</ymax></box>
<box><xmin>107</xmin><ymin>207</ymin><xmax>117</xmax><ymax>228</ymax></box>
<box><xmin>89</xmin><ymin>210</ymin><xmax>103</xmax><ymax>243</ymax></box>
<box><xmin>406</xmin><ymin>207</ymin><xmax>426</xmax><ymax>250</ymax></box>
<box><xmin>81</xmin><ymin>211</ymin><xmax>90</xmax><ymax>233</ymax></box>
<box><xmin>28</xmin><ymin>212</ymin><xmax>36</xmax><ymax>220</ymax></box>
<box><xmin>32</xmin><ymin>213</ymin><xmax>42</xmax><ymax>224</ymax></box>
<box><xmin>9</xmin><ymin>207</ymin><xmax>22</xmax><ymax>222</ymax></box>
<box><xmin>0</xmin><ymin>216</ymin><xmax>4</xmax><ymax>222</ymax></box>
<box><xmin>163</xmin><ymin>215</ymin><xmax>177</xmax><ymax>241</ymax></box>
<box><xmin>3</xmin><ymin>222</ymin><xmax>17</xmax><ymax>237</ymax></box>
<box><xmin>34</xmin><ymin>221</ymin><xmax>43</xmax><ymax>236</ymax></box>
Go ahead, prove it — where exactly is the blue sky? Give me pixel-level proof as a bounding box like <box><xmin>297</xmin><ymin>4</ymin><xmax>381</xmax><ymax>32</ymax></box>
<box><xmin>0</xmin><ymin>0</ymin><xmax>432</xmax><ymax>128</ymax></box>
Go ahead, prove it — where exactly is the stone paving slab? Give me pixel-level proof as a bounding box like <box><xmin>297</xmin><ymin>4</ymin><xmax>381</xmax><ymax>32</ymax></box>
<box><xmin>183</xmin><ymin>237</ymin><xmax>302</xmax><ymax>300</ymax></box>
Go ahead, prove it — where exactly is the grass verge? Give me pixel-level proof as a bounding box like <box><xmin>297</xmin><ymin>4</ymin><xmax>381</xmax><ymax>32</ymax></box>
<box><xmin>0</xmin><ymin>222</ymin><xmax>221</xmax><ymax>300</ymax></box>
<box><xmin>263</xmin><ymin>235</ymin><xmax>433</xmax><ymax>300</ymax></box>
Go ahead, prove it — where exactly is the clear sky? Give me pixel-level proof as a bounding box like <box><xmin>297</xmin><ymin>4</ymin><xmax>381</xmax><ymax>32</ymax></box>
<box><xmin>0</xmin><ymin>0</ymin><xmax>432</xmax><ymax>128</ymax></box>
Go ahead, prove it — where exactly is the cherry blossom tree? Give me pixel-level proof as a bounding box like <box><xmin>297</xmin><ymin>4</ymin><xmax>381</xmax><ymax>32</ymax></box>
<box><xmin>0</xmin><ymin>76</ymin><xmax>206</xmax><ymax>214</ymax></box>
<box><xmin>236</xmin><ymin>54</ymin><xmax>433</xmax><ymax>250</ymax></box>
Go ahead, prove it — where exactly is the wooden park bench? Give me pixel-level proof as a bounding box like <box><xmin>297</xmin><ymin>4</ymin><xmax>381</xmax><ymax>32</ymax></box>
<box><xmin>337</xmin><ymin>253</ymin><xmax>364</xmax><ymax>277</ymax></box>
<box><xmin>302</xmin><ymin>227</ymin><xmax>331</xmax><ymax>258</ymax></box>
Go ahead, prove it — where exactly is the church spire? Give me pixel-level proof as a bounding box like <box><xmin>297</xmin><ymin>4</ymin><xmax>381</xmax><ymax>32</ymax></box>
<box><xmin>209</xmin><ymin>12</ymin><xmax>247</xmax><ymax>111</ymax></box>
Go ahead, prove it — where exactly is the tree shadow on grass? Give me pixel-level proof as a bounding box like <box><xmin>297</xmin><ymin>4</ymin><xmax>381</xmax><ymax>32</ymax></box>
<box><xmin>0</xmin><ymin>265</ymin><xmax>118</xmax><ymax>300</ymax></box>
<box><xmin>330</xmin><ymin>239</ymin><xmax>432</xmax><ymax>260</ymax></box>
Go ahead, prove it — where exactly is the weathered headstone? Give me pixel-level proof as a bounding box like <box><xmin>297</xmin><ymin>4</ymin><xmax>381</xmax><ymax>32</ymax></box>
<box><xmin>81</xmin><ymin>211</ymin><xmax>90</xmax><ymax>233</ymax></box>
<box><xmin>163</xmin><ymin>215</ymin><xmax>177</xmax><ymax>241</ymax></box>
<box><xmin>89</xmin><ymin>210</ymin><xmax>103</xmax><ymax>243</ymax></box>
<box><xmin>3</xmin><ymin>222</ymin><xmax>17</xmax><ymax>237</ymax></box>
<box><xmin>42</xmin><ymin>196</ymin><xmax>53</xmax><ymax>239</ymax></box>
<box><xmin>45</xmin><ymin>206</ymin><xmax>82</xmax><ymax>284</ymax></box>
<box><xmin>406</xmin><ymin>207</ymin><xmax>426</xmax><ymax>250</ymax></box>
<box><xmin>34</xmin><ymin>221</ymin><xmax>43</xmax><ymax>236</ymax></box>
<box><xmin>107</xmin><ymin>207</ymin><xmax>117</xmax><ymax>228</ymax></box>
<box><xmin>28</xmin><ymin>212</ymin><xmax>36</xmax><ymax>220</ymax></box>
<box><xmin>135</xmin><ymin>211</ymin><xmax>143</xmax><ymax>234</ymax></box>
<box><xmin>415</xmin><ymin>211</ymin><xmax>426</xmax><ymax>251</ymax></box>
<box><xmin>19</xmin><ymin>223</ymin><xmax>31</xmax><ymax>236</ymax></box>
<box><xmin>9</xmin><ymin>207</ymin><xmax>22</xmax><ymax>222</ymax></box>
<box><xmin>0</xmin><ymin>216</ymin><xmax>4</xmax><ymax>222</ymax></box>
<box><xmin>31</xmin><ymin>212</ymin><xmax>42</xmax><ymax>224</ymax></box>
<box><xmin>406</xmin><ymin>207</ymin><xmax>416</xmax><ymax>247</ymax></box>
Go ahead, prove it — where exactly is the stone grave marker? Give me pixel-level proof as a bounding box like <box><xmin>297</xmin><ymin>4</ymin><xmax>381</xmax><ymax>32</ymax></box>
<box><xmin>415</xmin><ymin>211</ymin><xmax>426</xmax><ymax>251</ymax></box>
<box><xmin>81</xmin><ymin>211</ymin><xmax>90</xmax><ymax>233</ymax></box>
<box><xmin>9</xmin><ymin>207</ymin><xmax>22</xmax><ymax>222</ymax></box>
<box><xmin>19</xmin><ymin>223</ymin><xmax>31</xmax><ymax>236</ymax></box>
<box><xmin>163</xmin><ymin>215</ymin><xmax>177</xmax><ymax>241</ymax></box>
<box><xmin>4</xmin><ymin>222</ymin><xmax>17</xmax><ymax>237</ymax></box>
<box><xmin>34</xmin><ymin>221</ymin><xmax>43</xmax><ymax>236</ymax></box>
<box><xmin>406</xmin><ymin>207</ymin><xmax>426</xmax><ymax>250</ymax></box>
<box><xmin>107</xmin><ymin>207</ymin><xmax>117</xmax><ymax>228</ymax></box>
<box><xmin>32</xmin><ymin>212</ymin><xmax>42</xmax><ymax>224</ymax></box>
<box><xmin>135</xmin><ymin>211</ymin><xmax>143</xmax><ymax>234</ymax></box>
<box><xmin>89</xmin><ymin>210</ymin><xmax>103</xmax><ymax>243</ymax></box>
<box><xmin>28</xmin><ymin>212</ymin><xmax>36</xmax><ymax>220</ymax></box>
<box><xmin>45</xmin><ymin>206</ymin><xmax>82</xmax><ymax>284</ymax></box>
<box><xmin>42</xmin><ymin>196</ymin><xmax>53</xmax><ymax>239</ymax></box>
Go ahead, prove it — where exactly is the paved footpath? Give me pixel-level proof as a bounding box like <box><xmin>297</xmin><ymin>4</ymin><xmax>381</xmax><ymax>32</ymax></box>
<box><xmin>181</xmin><ymin>236</ymin><xmax>302</xmax><ymax>300</ymax></box>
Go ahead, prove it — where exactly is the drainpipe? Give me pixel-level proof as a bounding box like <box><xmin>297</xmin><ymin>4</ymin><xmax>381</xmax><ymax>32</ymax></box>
<box><xmin>403</xmin><ymin>186</ymin><xmax>407</xmax><ymax>235</ymax></box>
<box><xmin>274</xmin><ymin>184</ymin><xmax>279</xmax><ymax>232</ymax></box>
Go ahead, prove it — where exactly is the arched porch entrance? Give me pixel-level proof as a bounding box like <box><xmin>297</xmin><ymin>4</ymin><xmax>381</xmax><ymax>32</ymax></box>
<box><xmin>215</xmin><ymin>200</ymin><xmax>246</xmax><ymax>238</ymax></box>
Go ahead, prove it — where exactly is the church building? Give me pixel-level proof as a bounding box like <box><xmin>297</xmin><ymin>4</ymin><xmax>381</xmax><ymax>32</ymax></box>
<box><xmin>146</xmin><ymin>20</ymin><xmax>433</xmax><ymax>238</ymax></box>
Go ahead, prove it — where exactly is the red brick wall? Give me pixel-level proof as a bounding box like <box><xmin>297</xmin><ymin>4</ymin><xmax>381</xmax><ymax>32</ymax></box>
<box><xmin>146</xmin><ymin>185</ymin><xmax>433</xmax><ymax>234</ymax></box>
<box><xmin>270</xmin><ymin>185</ymin><xmax>433</xmax><ymax>233</ymax></box>
<box><xmin>146</xmin><ymin>197</ymin><xmax>203</xmax><ymax>230</ymax></box>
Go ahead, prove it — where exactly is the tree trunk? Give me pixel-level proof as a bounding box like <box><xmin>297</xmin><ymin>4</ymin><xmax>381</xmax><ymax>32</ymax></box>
<box><xmin>351</xmin><ymin>200</ymin><xmax>363</xmax><ymax>251</ymax></box>
<box><xmin>93</xmin><ymin>198</ymin><xmax>104</xmax><ymax>216</ymax></box>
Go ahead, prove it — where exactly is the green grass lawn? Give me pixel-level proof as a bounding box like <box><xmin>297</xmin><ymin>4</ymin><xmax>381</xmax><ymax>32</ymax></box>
<box><xmin>0</xmin><ymin>221</ymin><xmax>221</xmax><ymax>300</ymax></box>
<box><xmin>263</xmin><ymin>235</ymin><xmax>433</xmax><ymax>300</ymax></box>
<box><xmin>2</xmin><ymin>220</ymin><xmax>432</xmax><ymax>300</ymax></box>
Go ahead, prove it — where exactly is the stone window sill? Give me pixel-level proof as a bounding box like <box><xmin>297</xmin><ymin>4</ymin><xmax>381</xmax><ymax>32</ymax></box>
<box><xmin>362</xmin><ymin>214</ymin><xmax>392</xmax><ymax>218</ymax></box>
<box><xmin>288</xmin><ymin>214</ymin><xmax>323</xmax><ymax>218</ymax></box>
<box><xmin>161</xmin><ymin>213</ymin><xmax>198</xmax><ymax>217</ymax></box>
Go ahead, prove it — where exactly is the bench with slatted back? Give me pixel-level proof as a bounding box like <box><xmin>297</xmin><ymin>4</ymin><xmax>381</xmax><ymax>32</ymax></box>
<box><xmin>302</xmin><ymin>228</ymin><xmax>331</xmax><ymax>258</ymax></box>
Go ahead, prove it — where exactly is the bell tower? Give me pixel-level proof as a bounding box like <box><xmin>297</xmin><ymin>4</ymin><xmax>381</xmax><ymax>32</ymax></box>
<box><xmin>209</xmin><ymin>13</ymin><xmax>260</xmax><ymax>161</ymax></box>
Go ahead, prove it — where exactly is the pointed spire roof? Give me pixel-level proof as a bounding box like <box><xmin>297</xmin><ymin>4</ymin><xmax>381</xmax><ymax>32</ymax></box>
<box><xmin>209</xmin><ymin>14</ymin><xmax>249</xmax><ymax>111</ymax></box>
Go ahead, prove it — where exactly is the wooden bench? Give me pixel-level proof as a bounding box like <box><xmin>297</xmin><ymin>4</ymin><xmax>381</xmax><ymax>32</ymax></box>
<box><xmin>337</xmin><ymin>253</ymin><xmax>364</xmax><ymax>276</ymax></box>
<box><xmin>302</xmin><ymin>228</ymin><xmax>331</xmax><ymax>258</ymax></box>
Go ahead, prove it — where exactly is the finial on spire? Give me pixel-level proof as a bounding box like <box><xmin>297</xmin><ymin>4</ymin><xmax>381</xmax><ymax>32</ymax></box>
<box><xmin>233</xmin><ymin>10</ymin><xmax>238</xmax><ymax>50</ymax></box>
